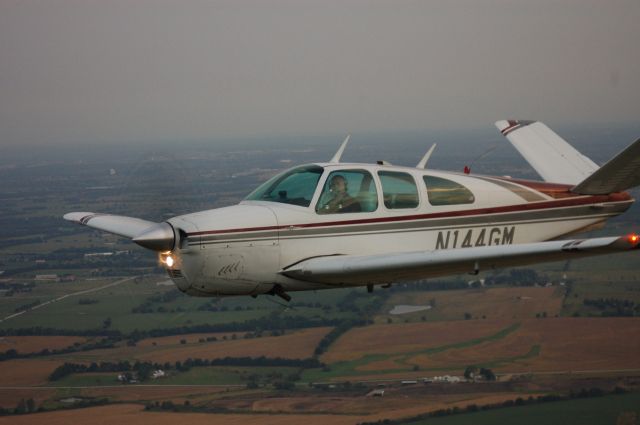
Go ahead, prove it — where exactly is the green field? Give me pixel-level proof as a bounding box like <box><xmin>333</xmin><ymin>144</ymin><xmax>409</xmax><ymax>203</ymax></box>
<box><xmin>404</xmin><ymin>392</ymin><xmax>640</xmax><ymax>425</ymax></box>
<box><xmin>0</xmin><ymin>275</ymin><xmax>367</xmax><ymax>333</ymax></box>
<box><xmin>161</xmin><ymin>366</ymin><xmax>299</xmax><ymax>385</ymax></box>
<box><xmin>49</xmin><ymin>366</ymin><xmax>300</xmax><ymax>387</ymax></box>
<box><xmin>561</xmin><ymin>279</ymin><xmax>640</xmax><ymax>317</ymax></box>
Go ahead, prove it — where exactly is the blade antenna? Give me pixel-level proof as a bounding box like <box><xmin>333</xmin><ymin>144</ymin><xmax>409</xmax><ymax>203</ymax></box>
<box><xmin>329</xmin><ymin>135</ymin><xmax>351</xmax><ymax>163</ymax></box>
<box><xmin>416</xmin><ymin>143</ymin><xmax>437</xmax><ymax>169</ymax></box>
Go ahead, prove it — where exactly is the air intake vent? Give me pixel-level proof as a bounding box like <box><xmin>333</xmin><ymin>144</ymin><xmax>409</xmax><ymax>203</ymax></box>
<box><xmin>167</xmin><ymin>269</ymin><xmax>183</xmax><ymax>279</ymax></box>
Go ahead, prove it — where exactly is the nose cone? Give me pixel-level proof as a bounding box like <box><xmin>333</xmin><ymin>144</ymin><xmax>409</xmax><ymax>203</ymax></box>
<box><xmin>133</xmin><ymin>222</ymin><xmax>175</xmax><ymax>251</ymax></box>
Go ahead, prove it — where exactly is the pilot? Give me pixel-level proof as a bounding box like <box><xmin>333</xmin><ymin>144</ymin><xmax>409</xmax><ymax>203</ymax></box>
<box><xmin>320</xmin><ymin>174</ymin><xmax>361</xmax><ymax>213</ymax></box>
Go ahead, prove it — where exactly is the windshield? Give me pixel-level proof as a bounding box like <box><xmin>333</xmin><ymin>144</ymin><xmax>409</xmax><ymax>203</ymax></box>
<box><xmin>245</xmin><ymin>165</ymin><xmax>324</xmax><ymax>207</ymax></box>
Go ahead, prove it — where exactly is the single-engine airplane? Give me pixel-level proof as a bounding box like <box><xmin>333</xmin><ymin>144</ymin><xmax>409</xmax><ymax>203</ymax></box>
<box><xmin>65</xmin><ymin>121</ymin><xmax>640</xmax><ymax>301</ymax></box>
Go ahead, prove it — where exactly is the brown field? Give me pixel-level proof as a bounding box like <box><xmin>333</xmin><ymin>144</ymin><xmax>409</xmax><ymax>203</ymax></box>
<box><xmin>325</xmin><ymin>317</ymin><xmax>640</xmax><ymax>376</ymax></box>
<box><xmin>323</xmin><ymin>320</ymin><xmax>511</xmax><ymax>363</ymax></box>
<box><xmin>250</xmin><ymin>390</ymin><xmax>525</xmax><ymax>416</ymax></box>
<box><xmin>0</xmin><ymin>336</ymin><xmax>87</xmax><ymax>354</ymax></box>
<box><xmin>0</xmin><ymin>404</ymin><xmax>362</xmax><ymax>425</ymax></box>
<box><xmin>382</xmin><ymin>286</ymin><xmax>563</xmax><ymax>322</ymax></box>
<box><xmin>0</xmin><ymin>392</ymin><xmax>540</xmax><ymax>425</ymax></box>
<box><xmin>423</xmin><ymin>317</ymin><xmax>640</xmax><ymax>373</ymax></box>
<box><xmin>65</xmin><ymin>327</ymin><xmax>332</xmax><ymax>363</ymax></box>
<box><xmin>73</xmin><ymin>386</ymin><xmax>229</xmax><ymax>403</ymax></box>
<box><xmin>137</xmin><ymin>327</ymin><xmax>331</xmax><ymax>363</ymax></box>
<box><xmin>0</xmin><ymin>388</ymin><xmax>56</xmax><ymax>408</ymax></box>
<box><xmin>0</xmin><ymin>359</ymin><xmax>64</xmax><ymax>386</ymax></box>
<box><xmin>364</xmin><ymin>392</ymin><xmax>546</xmax><ymax>422</ymax></box>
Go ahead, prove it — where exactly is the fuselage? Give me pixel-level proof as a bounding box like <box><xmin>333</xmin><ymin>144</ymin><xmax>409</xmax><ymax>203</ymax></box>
<box><xmin>163</xmin><ymin>162</ymin><xmax>633</xmax><ymax>296</ymax></box>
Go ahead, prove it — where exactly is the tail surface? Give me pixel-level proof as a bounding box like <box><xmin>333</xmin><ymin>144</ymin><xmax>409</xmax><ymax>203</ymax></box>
<box><xmin>571</xmin><ymin>138</ymin><xmax>640</xmax><ymax>195</ymax></box>
<box><xmin>495</xmin><ymin>120</ymin><xmax>598</xmax><ymax>185</ymax></box>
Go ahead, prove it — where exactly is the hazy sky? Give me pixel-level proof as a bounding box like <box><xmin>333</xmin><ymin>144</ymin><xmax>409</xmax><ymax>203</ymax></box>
<box><xmin>1</xmin><ymin>0</ymin><xmax>638</xmax><ymax>146</ymax></box>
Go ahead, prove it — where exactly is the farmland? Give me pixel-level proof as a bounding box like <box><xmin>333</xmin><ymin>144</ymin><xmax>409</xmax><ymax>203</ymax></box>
<box><xmin>403</xmin><ymin>392</ymin><xmax>640</xmax><ymax>425</ymax></box>
<box><xmin>63</xmin><ymin>327</ymin><xmax>331</xmax><ymax>364</ymax></box>
<box><xmin>1</xmin><ymin>275</ymin><xmax>639</xmax><ymax>423</ymax></box>
<box><xmin>1</xmin><ymin>136</ymin><xmax>639</xmax><ymax>422</ymax></box>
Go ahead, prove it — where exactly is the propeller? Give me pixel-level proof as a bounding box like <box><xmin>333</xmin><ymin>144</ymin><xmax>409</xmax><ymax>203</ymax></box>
<box><xmin>132</xmin><ymin>222</ymin><xmax>176</xmax><ymax>252</ymax></box>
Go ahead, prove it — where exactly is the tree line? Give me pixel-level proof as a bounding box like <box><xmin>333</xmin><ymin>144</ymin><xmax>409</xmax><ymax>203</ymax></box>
<box><xmin>0</xmin><ymin>312</ymin><xmax>347</xmax><ymax>339</ymax></box>
<box><xmin>49</xmin><ymin>356</ymin><xmax>323</xmax><ymax>381</ymax></box>
<box><xmin>583</xmin><ymin>297</ymin><xmax>639</xmax><ymax>316</ymax></box>
<box><xmin>0</xmin><ymin>338</ymin><xmax>117</xmax><ymax>362</ymax></box>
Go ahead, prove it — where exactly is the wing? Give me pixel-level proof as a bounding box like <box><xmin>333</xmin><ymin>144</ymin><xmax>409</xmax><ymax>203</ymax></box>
<box><xmin>64</xmin><ymin>212</ymin><xmax>175</xmax><ymax>251</ymax></box>
<box><xmin>280</xmin><ymin>235</ymin><xmax>639</xmax><ymax>285</ymax></box>
<box><xmin>495</xmin><ymin>120</ymin><xmax>598</xmax><ymax>184</ymax></box>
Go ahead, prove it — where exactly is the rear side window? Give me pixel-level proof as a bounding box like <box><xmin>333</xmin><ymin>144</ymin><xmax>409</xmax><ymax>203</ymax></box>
<box><xmin>423</xmin><ymin>175</ymin><xmax>475</xmax><ymax>206</ymax></box>
<box><xmin>378</xmin><ymin>171</ymin><xmax>419</xmax><ymax>209</ymax></box>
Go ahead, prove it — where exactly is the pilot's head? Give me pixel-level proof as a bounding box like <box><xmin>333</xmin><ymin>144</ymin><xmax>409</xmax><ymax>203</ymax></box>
<box><xmin>329</xmin><ymin>175</ymin><xmax>347</xmax><ymax>194</ymax></box>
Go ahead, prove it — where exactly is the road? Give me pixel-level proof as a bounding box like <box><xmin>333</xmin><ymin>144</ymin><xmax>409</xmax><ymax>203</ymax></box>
<box><xmin>0</xmin><ymin>276</ymin><xmax>136</xmax><ymax>323</ymax></box>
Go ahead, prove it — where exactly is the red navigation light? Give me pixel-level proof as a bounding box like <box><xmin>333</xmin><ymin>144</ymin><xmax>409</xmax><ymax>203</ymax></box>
<box><xmin>629</xmin><ymin>234</ymin><xmax>639</xmax><ymax>245</ymax></box>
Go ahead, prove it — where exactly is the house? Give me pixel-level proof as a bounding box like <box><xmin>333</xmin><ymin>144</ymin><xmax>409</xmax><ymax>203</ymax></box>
<box><xmin>152</xmin><ymin>370</ymin><xmax>166</xmax><ymax>379</ymax></box>
<box><xmin>35</xmin><ymin>274</ymin><xmax>59</xmax><ymax>282</ymax></box>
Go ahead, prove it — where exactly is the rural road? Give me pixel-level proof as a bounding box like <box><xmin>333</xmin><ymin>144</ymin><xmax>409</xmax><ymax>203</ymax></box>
<box><xmin>0</xmin><ymin>276</ymin><xmax>136</xmax><ymax>323</ymax></box>
<box><xmin>2</xmin><ymin>368</ymin><xmax>640</xmax><ymax>390</ymax></box>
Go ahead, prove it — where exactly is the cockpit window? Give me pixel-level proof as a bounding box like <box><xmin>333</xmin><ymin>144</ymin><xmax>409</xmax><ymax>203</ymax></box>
<box><xmin>316</xmin><ymin>170</ymin><xmax>378</xmax><ymax>214</ymax></box>
<box><xmin>423</xmin><ymin>175</ymin><xmax>475</xmax><ymax>205</ymax></box>
<box><xmin>245</xmin><ymin>165</ymin><xmax>324</xmax><ymax>207</ymax></box>
<box><xmin>378</xmin><ymin>171</ymin><xmax>419</xmax><ymax>209</ymax></box>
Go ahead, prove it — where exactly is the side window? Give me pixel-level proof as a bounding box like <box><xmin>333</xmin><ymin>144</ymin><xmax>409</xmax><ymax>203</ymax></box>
<box><xmin>316</xmin><ymin>170</ymin><xmax>378</xmax><ymax>214</ymax></box>
<box><xmin>378</xmin><ymin>171</ymin><xmax>419</xmax><ymax>209</ymax></box>
<box><xmin>423</xmin><ymin>175</ymin><xmax>475</xmax><ymax>206</ymax></box>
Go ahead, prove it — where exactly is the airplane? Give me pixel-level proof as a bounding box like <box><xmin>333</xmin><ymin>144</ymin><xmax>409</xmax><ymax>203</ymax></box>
<box><xmin>64</xmin><ymin>120</ymin><xmax>640</xmax><ymax>301</ymax></box>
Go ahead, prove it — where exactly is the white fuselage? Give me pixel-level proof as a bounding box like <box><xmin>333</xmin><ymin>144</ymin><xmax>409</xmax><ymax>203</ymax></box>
<box><xmin>164</xmin><ymin>163</ymin><xmax>633</xmax><ymax>296</ymax></box>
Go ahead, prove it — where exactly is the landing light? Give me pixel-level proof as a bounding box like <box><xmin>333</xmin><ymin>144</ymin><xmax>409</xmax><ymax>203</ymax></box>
<box><xmin>159</xmin><ymin>252</ymin><xmax>175</xmax><ymax>268</ymax></box>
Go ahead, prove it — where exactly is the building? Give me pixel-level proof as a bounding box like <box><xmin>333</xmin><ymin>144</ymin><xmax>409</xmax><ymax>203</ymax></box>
<box><xmin>35</xmin><ymin>274</ymin><xmax>59</xmax><ymax>282</ymax></box>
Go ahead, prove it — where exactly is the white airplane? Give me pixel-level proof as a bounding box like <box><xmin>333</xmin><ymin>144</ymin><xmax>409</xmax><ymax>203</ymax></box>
<box><xmin>65</xmin><ymin>121</ymin><xmax>640</xmax><ymax>301</ymax></box>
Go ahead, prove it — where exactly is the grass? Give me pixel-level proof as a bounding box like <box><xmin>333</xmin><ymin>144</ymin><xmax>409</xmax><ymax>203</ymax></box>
<box><xmin>0</xmin><ymin>275</ymin><xmax>367</xmax><ymax>333</ymax></box>
<box><xmin>561</xmin><ymin>279</ymin><xmax>640</xmax><ymax>317</ymax></box>
<box><xmin>48</xmin><ymin>366</ymin><xmax>300</xmax><ymax>387</ymax></box>
<box><xmin>161</xmin><ymin>366</ymin><xmax>299</xmax><ymax>385</ymax></box>
<box><xmin>47</xmin><ymin>373</ymin><xmax>120</xmax><ymax>387</ymax></box>
<box><xmin>403</xmin><ymin>392</ymin><xmax>640</xmax><ymax>425</ymax></box>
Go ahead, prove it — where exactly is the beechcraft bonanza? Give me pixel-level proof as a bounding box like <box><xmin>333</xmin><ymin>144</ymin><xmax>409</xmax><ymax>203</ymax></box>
<box><xmin>65</xmin><ymin>121</ymin><xmax>640</xmax><ymax>301</ymax></box>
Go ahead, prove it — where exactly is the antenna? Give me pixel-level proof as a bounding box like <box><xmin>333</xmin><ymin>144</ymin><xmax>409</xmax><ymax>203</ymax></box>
<box><xmin>329</xmin><ymin>135</ymin><xmax>351</xmax><ymax>163</ymax></box>
<box><xmin>416</xmin><ymin>143</ymin><xmax>437</xmax><ymax>169</ymax></box>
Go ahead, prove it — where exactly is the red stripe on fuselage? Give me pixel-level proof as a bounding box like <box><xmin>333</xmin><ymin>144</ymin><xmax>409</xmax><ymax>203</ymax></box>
<box><xmin>186</xmin><ymin>193</ymin><xmax>632</xmax><ymax>237</ymax></box>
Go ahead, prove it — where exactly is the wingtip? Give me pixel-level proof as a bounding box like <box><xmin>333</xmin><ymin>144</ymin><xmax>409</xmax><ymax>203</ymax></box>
<box><xmin>495</xmin><ymin>120</ymin><xmax>536</xmax><ymax>136</ymax></box>
<box><xmin>494</xmin><ymin>120</ymin><xmax>510</xmax><ymax>131</ymax></box>
<box><xmin>63</xmin><ymin>212</ymin><xmax>94</xmax><ymax>223</ymax></box>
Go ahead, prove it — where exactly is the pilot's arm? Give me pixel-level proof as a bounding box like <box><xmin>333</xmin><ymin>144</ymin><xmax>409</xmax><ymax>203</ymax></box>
<box><xmin>321</xmin><ymin>193</ymin><xmax>359</xmax><ymax>213</ymax></box>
